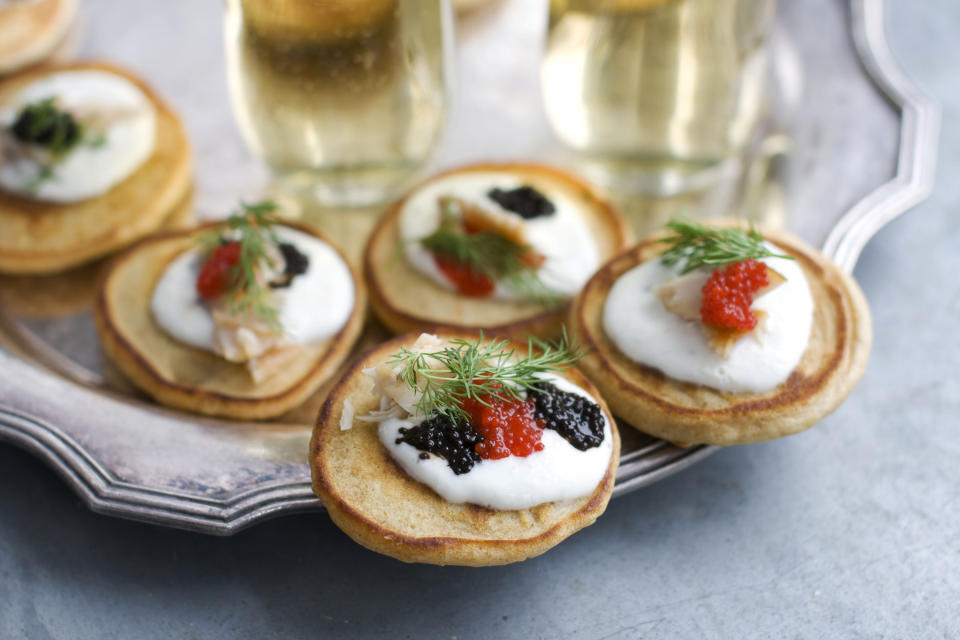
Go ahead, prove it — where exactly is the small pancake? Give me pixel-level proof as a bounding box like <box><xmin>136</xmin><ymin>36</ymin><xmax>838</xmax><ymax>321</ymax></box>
<box><xmin>364</xmin><ymin>163</ymin><xmax>632</xmax><ymax>341</ymax></box>
<box><xmin>310</xmin><ymin>331</ymin><xmax>621</xmax><ymax>566</ymax></box>
<box><xmin>0</xmin><ymin>61</ymin><xmax>192</xmax><ymax>274</ymax></box>
<box><xmin>94</xmin><ymin>222</ymin><xmax>367</xmax><ymax>420</ymax></box>
<box><xmin>570</xmin><ymin>224</ymin><xmax>872</xmax><ymax>446</ymax></box>
<box><xmin>0</xmin><ymin>0</ymin><xmax>77</xmax><ymax>75</ymax></box>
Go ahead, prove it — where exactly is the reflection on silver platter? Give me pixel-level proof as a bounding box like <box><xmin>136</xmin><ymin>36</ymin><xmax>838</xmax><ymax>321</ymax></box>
<box><xmin>0</xmin><ymin>0</ymin><xmax>940</xmax><ymax>534</ymax></box>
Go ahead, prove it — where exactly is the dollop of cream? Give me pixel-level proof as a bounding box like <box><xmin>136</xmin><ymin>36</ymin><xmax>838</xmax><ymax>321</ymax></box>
<box><xmin>0</xmin><ymin>69</ymin><xmax>156</xmax><ymax>202</ymax></box>
<box><xmin>150</xmin><ymin>226</ymin><xmax>354</xmax><ymax>352</ymax></box>
<box><xmin>377</xmin><ymin>373</ymin><xmax>613</xmax><ymax>511</ymax></box>
<box><xmin>602</xmin><ymin>246</ymin><xmax>814</xmax><ymax>393</ymax></box>
<box><xmin>399</xmin><ymin>171</ymin><xmax>600</xmax><ymax>300</ymax></box>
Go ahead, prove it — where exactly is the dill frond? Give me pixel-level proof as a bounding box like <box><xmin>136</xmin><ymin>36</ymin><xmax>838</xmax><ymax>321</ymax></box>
<box><xmin>199</xmin><ymin>201</ymin><xmax>283</xmax><ymax>330</ymax></box>
<box><xmin>659</xmin><ymin>219</ymin><xmax>793</xmax><ymax>274</ymax></box>
<box><xmin>386</xmin><ymin>331</ymin><xmax>583</xmax><ymax>421</ymax></box>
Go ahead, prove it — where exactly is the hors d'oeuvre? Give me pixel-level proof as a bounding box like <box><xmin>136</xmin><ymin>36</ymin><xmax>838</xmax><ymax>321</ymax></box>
<box><xmin>311</xmin><ymin>331</ymin><xmax>620</xmax><ymax>566</ymax></box>
<box><xmin>571</xmin><ymin>220</ymin><xmax>872</xmax><ymax>446</ymax></box>
<box><xmin>95</xmin><ymin>202</ymin><xmax>366</xmax><ymax>420</ymax></box>
<box><xmin>0</xmin><ymin>62</ymin><xmax>191</xmax><ymax>274</ymax></box>
<box><xmin>0</xmin><ymin>0</ymin><xmax>76</xmax><ymax>75</ymax></box>
<box><xmin>364</xmin><ymin>163</ymin><xmax>631</xmax><ymax>340</ymax></box>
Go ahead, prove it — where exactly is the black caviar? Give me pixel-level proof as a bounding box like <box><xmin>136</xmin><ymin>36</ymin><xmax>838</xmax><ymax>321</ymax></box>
<box><xmin>269</xmin><ymin>242</ymin><xmax>310</xmax><ymax>289</ymax></box>
<box><xmin>11</xmin><ymin>100</ymin><xmax>82</xmax><ymax>154</ymax></box>
<box><xmin>396</xmin><ymin>413</ymin><xmax>483</xmax><ymax>475</ymax></box>
<box><xmin>397</xmin><ymin>381</ymin><xmax>604</xmax><ymax>474</ymax></box>
<box><xmin>487</xmin><ymin>185</ymin><xmax>556</xmax><ymax>219</ymax></box>
<box><xmin>529</xmin><ymin>381</ymin><xmax>605</xmax><ymax>450</ymax></box>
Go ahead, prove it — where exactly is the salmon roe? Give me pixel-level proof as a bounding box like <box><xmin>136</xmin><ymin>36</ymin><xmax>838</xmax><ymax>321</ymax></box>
<box><xmin>461</xmin><ymin>395</ymin><xmax>545</xmax><ymax>460</ymax></box>
<box><xmin>431</xmin><ymin>215</ymin><xmax>546</xmax><ymax>297</ymax></box>
<box><xmin>196</xmin><ymin>241</ymin><xmax>241</xmax><ymax>300</ymax></box>
<box><xmin>433</xmin><ymin>255</ymin><xmax>495</xmax><ymax>297</ymax></box>
<box><xmin>700</xmin><ymin>259</ymin><xmax>769</xmax><ymax>330</ymax></box>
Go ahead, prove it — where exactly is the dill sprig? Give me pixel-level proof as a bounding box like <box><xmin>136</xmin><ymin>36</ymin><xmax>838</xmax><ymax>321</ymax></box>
<box><xmin>659</xmin><ymin>219</ymin><xmax>793</xmax><ymax>274</ymax></box>
<box><xmin>387</xmin><ymin>331</ymin><xmax>584</xmax><ymax>422</ymax></box>
<box><xmin>200</xmin><ymin>201</ymin><xmax>282</xmax><ymax>330</ymax></box>
<box><xmin>419</xmin><ymin>199</ymin><xmax>560</xmax><ymax>305</ymax></box>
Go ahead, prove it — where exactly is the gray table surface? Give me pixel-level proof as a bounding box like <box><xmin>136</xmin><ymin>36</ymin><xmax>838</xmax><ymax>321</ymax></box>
<box><xmin>2</xmin><ymin>0</ymin><xmax>958</xmax><ymax>638</ymax></box>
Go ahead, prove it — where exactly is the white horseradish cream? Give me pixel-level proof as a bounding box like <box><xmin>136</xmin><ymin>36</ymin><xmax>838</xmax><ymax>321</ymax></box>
<box><xmin>151</xmin><ymin>226</ymin><xmax>354</xmax><ymax>353</ymax></box>
<box><xmin>377</xmin><ymin>373</ymin><xmax>613</xmax><ymax>511</ymax></box>
<box><xmin>602</xmin><ymin>245</ymin><xmax>814</xmax><ymax>393</ymax></box>
<box><xmin>399</xmin><ymin>172</ymin><xmax>600</xmax><ymax>300</ymax></box>
<box><xmin>0</xmin><ymin>70</ymin><xmax>156</xmax><ymax>202</ymax></box>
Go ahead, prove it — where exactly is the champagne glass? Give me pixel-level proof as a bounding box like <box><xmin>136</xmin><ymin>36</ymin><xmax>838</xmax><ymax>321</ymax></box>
<box><xmin>225</xmin><ymin>0</ymin><xmax>454</xmax><ymax>208</ymax></box>
<box><xmin>542</xmin><ymin>0</ymin><xmax>777</xmax><ymax>197</ymax></box>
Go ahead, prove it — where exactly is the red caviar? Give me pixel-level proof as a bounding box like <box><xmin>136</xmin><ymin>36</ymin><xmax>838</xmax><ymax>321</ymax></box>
<box><xmin>461</xmin><ymin>395</ymin><xmax>545</xmax><ymax>460</ymax></box>
<box><xmin>432</xmin><ymin>221</ymin><xmax>545</xmax><ymax>297</ymax></box>
<box><xmin>433</xmin><ymin>255</ymin><xmax>495</xmax><ymax>297</ymax></box>
<box><xmin>700</xmin><ymin>259</ymin><xmax>769</xmax><ymax>330</ymax></box>
<box><xmin>433</xmin><ymin>219</ymin><xmax>496</xmax><ymax>296</ymax></box>
<box><xmin>196</xmin><ymin>241</ymin><xmax>241</xmax><ymax>300</ymax></box>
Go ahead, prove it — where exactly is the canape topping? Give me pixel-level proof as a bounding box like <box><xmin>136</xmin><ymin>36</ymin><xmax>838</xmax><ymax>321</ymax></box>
<box><xmin>659</xmin><ymin>219</ymin><xmax>793</xmax><ymax>274</ymax></box>
<box><xmin>396</xmin><ymin>413</ymin><xmax>484</xmax><ymax>475</ymax></box>
<box><xmin>372</xmin><ymin>331</ymin><xmax>569</xmax><ymax>468</ymax></box>
<box><xmin>391</xmin><ymin>379</ymin><xmax>606</xmax><ymax>476</ymax></box>
<box><xmin>385</xmin><ymin>332</ymin><xmax>582</xmax><ymax>422</ymax></box>
<box><xmin>700</xmin><ymin>258</ymin><xmax>770</xmax><ymax>331</ymax></box>
<box><xmin>196</xmin><ymin>241</ymin><xmax>243</xmax><ymax>301</ymax></box>
<box><xmin>453</xmin><ymin>195</ymin><xmax>528</xmax><ymax>245</ymax></box>
<box><xmin>419</xmin><ymin>197</ymin><xmax>555</xmax><ymax>302</ymax></box>
<box><xmin>463</xmin><ymin>394</ymin><xmax>545</xmax><ymax>460</ymax></box>
<box><xmin>399</xmin><ymin>171</ymin><xmax>601</xmax><ymax>303</ymax></box>
<box><xmin>602</xmin><ymin>222</ymin><xmax>813</xmax><ymax>393</ymax></box>
<box><xmin>433</xmin><ymin>254</ymin><xmax>496</xmax><ymax>297</ymax></box>
<box><xmin>151</xmin><ymin>203</ymin><xmax>354</xmax><ymax>382</ymax></box>
<box><xmin>374</xmin><ymin>332</ymin><xmax>593</xmax><ymax>457</ymax></box>
<box><xmin>0</xmin><ymin>70</ymin><xmax>156</xmax><ymax>202</ymax></box>
<box><xmin>656</xmin><ymin>264</ymin><xmax>787</xmax><ymax>351</ymax></box>
<box><xmin>529</xmin><ymin>380</ymin><xmax>606</xmax><ymax>450</ymax></box>
<box><xmin>10</xmin><ymin>97</ymin><xmax>86</xmax><ymax>156</ymax></box>
<box><xmin>365</xmin><ymin>334</ymin><xmax>613</xmax><ymax>509</ymax></box>
<box><xmin>652</xmin><ymin>220</ymin><xmax>793</xmax><ymax>353</ymax></box>
<box><xmin>655</xmin><ymin>269</ymin><xmax>709</xmax><ymax>322</ymax></box>
<box><xmin>487</xmin><ymin>185</ymin><xmax>556</xmax><ymax>220</ymax></box>
<box><xmin>196</xmin><ymin>201</ymin><xmax>290</xmax><ymax>329</ymax></box>
<box><xmin>272</xmin><ymin>242</ymin><xmax>310</xmax><ymax>288</ymax></box>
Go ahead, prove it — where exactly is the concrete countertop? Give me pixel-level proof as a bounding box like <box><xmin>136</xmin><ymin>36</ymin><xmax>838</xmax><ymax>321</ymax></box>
<box><xmin>1</xmin><ymin>0</ymin><xmax>958</xmax><ymax>637</ymax></box>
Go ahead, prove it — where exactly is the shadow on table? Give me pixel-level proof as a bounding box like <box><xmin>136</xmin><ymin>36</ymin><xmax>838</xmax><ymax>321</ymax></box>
<box><xmin>0</xmin><ymin>438</ymin><xmax>776</xmax><ymax>639</ymax></box>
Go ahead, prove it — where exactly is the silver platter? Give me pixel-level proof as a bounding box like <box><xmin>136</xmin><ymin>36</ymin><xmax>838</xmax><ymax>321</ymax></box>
<box><xmin>0</xmin><ymin>0</ymin><xmax>939</xmax><ymax>534</ymax></box>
